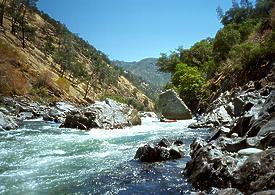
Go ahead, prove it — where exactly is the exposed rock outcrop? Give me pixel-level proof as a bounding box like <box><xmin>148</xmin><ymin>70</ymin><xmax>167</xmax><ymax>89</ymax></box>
<box><xmin>61</xmin><ymin>99</ymin><xmax>141</xmax><ymax>130</ymax></box>
<box><xmin>158</xmin><ymin>90</ymin><xmax>192</xmax><ymax>120</ymax></box>
<box><xmin>185</xmin><ymin>70</ymin><xmax>275</xmax><ymax>194</ymax></box>
<box><xmin>43</xmin><ymin>101</ymin><xmax>77</xmax><ymax>122</ymax></box>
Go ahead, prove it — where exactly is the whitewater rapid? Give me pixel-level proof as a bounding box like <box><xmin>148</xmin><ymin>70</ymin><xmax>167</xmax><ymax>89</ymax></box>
<box><xmin>0</xmin><ymin>117</ymin><xmax>208</xmax><ymax>194</ymax></box>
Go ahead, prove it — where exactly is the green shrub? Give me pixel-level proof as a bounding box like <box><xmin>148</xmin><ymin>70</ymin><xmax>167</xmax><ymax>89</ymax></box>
<box><xmin>172</xmin><ymin>63</ymin><xmax>205</xmax><ymax>110</ymax></box>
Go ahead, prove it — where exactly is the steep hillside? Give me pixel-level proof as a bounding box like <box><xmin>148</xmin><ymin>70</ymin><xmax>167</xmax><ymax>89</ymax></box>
<box><xmin>113</xmin><ymin>58</ymin><xmax>170</xmax><ymax>88</ymax></box>
<box><xmin>156</xmin><ymin>0</ymin><xmax>275</xmax><ymax>112</ymax></box>
<box><xmin>0</xmin><ymin>1</ymin><xmax>153</xmax><ymax>110</ymax></box>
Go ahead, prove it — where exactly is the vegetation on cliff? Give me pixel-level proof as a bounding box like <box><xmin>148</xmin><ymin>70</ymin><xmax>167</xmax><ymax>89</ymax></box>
<box><xmin>157</xmin><ymin>0</ymin><xmax>275</xmax><ymax>112</ymax></box>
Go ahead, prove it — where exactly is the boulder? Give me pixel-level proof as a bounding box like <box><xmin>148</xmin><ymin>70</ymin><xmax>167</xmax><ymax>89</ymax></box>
<box><xmin>252</xmin><ymin>190</ymin><xmax>275</xmax><ymax>195</ymax></box>
<box><xmin>257</xmin><ymin>114</ymin><xmax>275</xmax><ymax>136</ymax></box>
<box><xmin>237</xmin><ymin>148</ymin><xmax>263</xmax><ymax>156</ymax></box>
<box><xmin>158</xmin><ymin>90</ymin><xmax>192</xmax><ymax>120</ymax></box>
<box><xmin>61</xmin><ymin>99</ymin><xmax>141</xmax><ymax>129</ymax></box>
<box><xmin>233</xmin><ymin>97</ymin><xmax>244</xmax><ymax>117</ymax></box>
<box><xmin>238</xmin><ymin>149</ymin><xmax>275</xmax><ymax>194</ymax></box>
<box><xmin>43</xmin><ymin>101</ymin><xmax>77</xmax><ymax>122</ymax></box>
<box><xmin>214</xmin><ymin>188</ymin><xmax>243</xmax><ymax>195</ymax></box>
<box><xmin>134</xmin><ymin>138</ymin><xmax>184</xmax><ymax>163</ymax></box>
<box><xmin>0</xmin><ymin>112</ymin><xmax>17</xmax><ymax>130</ymax></box>
<box><xmin>185</xmin><ymin>138</ymin><xmax>238</xmax><ymax>191</ymax></box>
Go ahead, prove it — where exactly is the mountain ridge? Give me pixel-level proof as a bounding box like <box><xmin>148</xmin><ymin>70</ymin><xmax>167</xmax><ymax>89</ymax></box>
<box><xmin>113</xmin><ymin>58</ymin><xmax>170</xmax><ymax>88</ymax></box>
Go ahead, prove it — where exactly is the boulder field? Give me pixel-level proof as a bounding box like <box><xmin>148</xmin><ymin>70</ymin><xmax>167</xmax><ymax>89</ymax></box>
<box><xmin>185</xmin><ymin>71</ymin><xmax>275</xmax><ymax>194</ymax></box>
<box><xmin>0</xmin><ymin>97</ymin><xmax>141</xmax><ymax>131</ymax></box>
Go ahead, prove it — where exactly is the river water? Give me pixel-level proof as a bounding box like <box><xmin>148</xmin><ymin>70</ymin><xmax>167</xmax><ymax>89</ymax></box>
<box><xmin>0</xmin><ymin>117</ymin><xmax>208</xmax><ymax>194</ymax></box>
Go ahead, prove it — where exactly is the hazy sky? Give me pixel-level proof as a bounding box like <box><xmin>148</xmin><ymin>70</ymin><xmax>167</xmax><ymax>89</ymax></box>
<box><xmin>38</xmin><ymin>0</ymin><xmax>232</xmax><ymax>61</ymax></box>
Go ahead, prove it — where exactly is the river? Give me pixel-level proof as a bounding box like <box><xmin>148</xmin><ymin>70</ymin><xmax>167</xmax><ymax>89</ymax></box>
<box><xmin>0</xmin><ymin>117</ymin><xmax>208</xmax><ymax>194</ymax></box>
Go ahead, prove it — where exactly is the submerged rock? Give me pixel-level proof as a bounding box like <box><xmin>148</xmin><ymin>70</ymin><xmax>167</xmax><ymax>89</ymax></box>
<box><xmin>158</xmin><ymin>89</ymin><xmax>192</xmax><ymax>120</ymax></box>
<box><xmin>61</xmin><ymin>99</ymin><xmax>141</xmax><ymax>130</ymax></box>
<box><xmin>134</xmin><ymin>138</ymin><xmax>184</xmax><ymax>163</ymax></box>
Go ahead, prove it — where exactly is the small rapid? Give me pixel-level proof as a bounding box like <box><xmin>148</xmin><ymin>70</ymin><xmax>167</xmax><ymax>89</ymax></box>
<box><xmin>0</xmin><ymin>117</ymin><xmax>208</xmax><ymax>194</ymax></box>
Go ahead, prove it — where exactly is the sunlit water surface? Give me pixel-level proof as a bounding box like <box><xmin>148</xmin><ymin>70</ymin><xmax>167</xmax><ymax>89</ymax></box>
<box><xmin>0</xmin><ymin>117</ymin><xmax>208</xmax><ymax>194</ymax></box>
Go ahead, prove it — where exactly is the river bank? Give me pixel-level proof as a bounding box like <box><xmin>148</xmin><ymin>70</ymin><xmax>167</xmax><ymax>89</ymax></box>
<box><xmin>185</xmin><ymin>69</ymin><xmax>275</xmax><ymax>194</ymax></box>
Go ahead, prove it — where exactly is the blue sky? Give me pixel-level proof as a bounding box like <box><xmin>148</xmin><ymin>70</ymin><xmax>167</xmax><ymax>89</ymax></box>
<box><xmin>38</xmin><ymin>0</ymin><xmax>232</xmax><ymax>62</ymax></box>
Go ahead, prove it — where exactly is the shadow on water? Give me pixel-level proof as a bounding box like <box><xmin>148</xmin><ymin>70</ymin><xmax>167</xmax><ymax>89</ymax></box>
<box><xmin>56</xmin><ymin>158</ymin><xmax>194</xmax><ymax>195</ymax></box>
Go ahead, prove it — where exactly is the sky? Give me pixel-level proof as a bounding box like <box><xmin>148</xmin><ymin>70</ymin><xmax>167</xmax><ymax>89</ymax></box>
<box><xmin>38</xmin><ymin>0</ymin><xmax>232</xmax><ymax>62</ymax></box>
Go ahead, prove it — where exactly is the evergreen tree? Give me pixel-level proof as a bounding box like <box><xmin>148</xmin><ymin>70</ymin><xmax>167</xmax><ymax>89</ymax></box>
<box><xmin>0</xmin><ymin>0</ymin><xmax>7</xmax><ymax>26</ymax></box>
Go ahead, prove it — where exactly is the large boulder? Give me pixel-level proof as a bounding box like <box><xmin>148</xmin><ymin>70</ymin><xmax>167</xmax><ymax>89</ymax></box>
<box><xmin>238</xmin><ymin>149</ymin><xmax>275</xmax><ymax>194</ymax></box>
<box><xmin>61</xmin><ymin>99</ymin><xmax>141</xmax><ymax>130</ymax></box>
<box><xmin>185</xmin><ymin>138</ymin><xmax>239</xmax><ymax>190</ymax></box>
<box><xmin>134</xmin><ymin>138</ymin><xmax>184</xmax><ymax>162</ymax></box>
<box><xmin>158</xmin><ymin>90</ymin><xmax>192</xmax><ymax>120</ymax></box>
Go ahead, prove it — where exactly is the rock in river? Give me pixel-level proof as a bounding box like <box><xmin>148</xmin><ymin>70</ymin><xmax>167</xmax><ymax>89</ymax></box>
<box><xmin>61</xmin><ymin>99</ymin><xmax>141</xmax><ymax>130</ymax></box>
<box><xmin>158</xmin><ymin>89</ymin><xmax>192</xmax><ymax>120</ymax></box>
<box><xmin>134</xmin><ymin>138</ymin><xmax>184</xmax><ymax>163</ymax></box>
<box><xmin>0</xmin><ymin>110</ymin><xmax>17</xmax><ymax>130</ymax></box>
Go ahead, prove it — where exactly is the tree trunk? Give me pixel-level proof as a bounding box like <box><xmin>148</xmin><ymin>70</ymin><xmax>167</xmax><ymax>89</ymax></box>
<box><xmin>0</xmin><ymin>0</ymin><xmax>7</xmax><ymax>26</ymax></box>
<box><xmin>21</xmin><ymin>7</ymin><xmax>26</xmax><ymax>49</ymax></box>
<box><xmin>0</xmin><ymin>0</ymin><xmax>7</xmax><ymax>27</ymax></box>
<box><xmin>11</xmin><ymin>17</ymin><xmax>16</xmax><ymax>34</ymax></box>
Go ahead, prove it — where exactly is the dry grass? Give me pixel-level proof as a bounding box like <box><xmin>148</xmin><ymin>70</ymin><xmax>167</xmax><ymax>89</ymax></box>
<box><xmin>0</xmin><ymin>63</ymin><xmax>29</xmax><ymax>95</ymax></box>
<box><xmin>0</xmin><ymin>39</ymin><xmax>29</xmax><ymax>95</ymax></box>
<box><xmin>55</xmin><ymin>77</ymin><xmax>70</xmax><ymax>93</ymax></box>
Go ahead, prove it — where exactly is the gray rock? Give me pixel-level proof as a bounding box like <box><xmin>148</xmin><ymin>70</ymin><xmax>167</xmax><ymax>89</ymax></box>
<box><xmin>238</xmin><ymin>148</ymin><xmax>263</xmax><ymax>156</ymax></box>
<box><xmin>0</xmin><ymin>112</ymin><xmax>17</xmax><ymax>130</ymax></box>
<box><xmin>214</xmin><ymin>188</ymin><xmax>243</xmax><ymax>195</ymax></box>
<box><xmin>18</xmin><ymin>112</ymin><xmax>34</xmax><ymax>120</ymax></box>
<box><xmin>0</xmin><ymin>107</ymin><xmax>9</xmax><ymax>115</ymax></box>
<box><xmin>134</xmin><ymin>138</ymin><xmax>184</xmax><ymax>162</ymax></box>
<box><xmin>252</xmin><ymin>190</ymin><xmax>275</xmax><ymax>195</ymax></box>
<box><xmin>238</xmin><ymin>148</ymin><xmax>275</xmax><ymax>194</ymax></box>
<box><xmin>61</xmin><ymin>99</ymin><xmax>141</xmax><ymax>129</ymax></box>
<box><xmin>158</xmin><ymin>89</ymin><xmax>192</xmax><ymax>120</ymax></box>
<box><xmin>233</xmin><ymin>97</ymin><xmax>244</xmax><ymax>117</ymax></box>
<box><xmin>185</xmin><ymin>138</ymin><xmax>238</xmax><ymax>190</ymax></box>
<box><xmin>257</xmin><ymin>114</ymin><xmax>275</xmax><ymax>136</ymax></box>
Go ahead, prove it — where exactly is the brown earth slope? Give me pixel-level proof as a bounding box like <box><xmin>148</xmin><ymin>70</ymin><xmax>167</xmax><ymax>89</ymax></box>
<box><xmin>0</xmin><ymin>6</ymin><xmax>153</xmax><ymax>110</ymax></box>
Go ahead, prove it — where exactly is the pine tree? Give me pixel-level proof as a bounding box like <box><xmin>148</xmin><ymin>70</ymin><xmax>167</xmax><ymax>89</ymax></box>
<box><xmin>0</xmin><ymin>0</ymin><xmax>7</xmax><ymax>26</ymax></box>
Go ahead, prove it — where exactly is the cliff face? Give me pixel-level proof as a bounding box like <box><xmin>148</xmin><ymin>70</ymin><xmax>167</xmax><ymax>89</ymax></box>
<box><xmin>0</xmin><ymin>5</ymin><xmax>153</xmax><ymax>110</ymax></box>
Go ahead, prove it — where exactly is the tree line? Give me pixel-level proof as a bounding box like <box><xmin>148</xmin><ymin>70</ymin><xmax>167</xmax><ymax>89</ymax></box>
<box><xmin>0</xmin><ymin>0</ymin><xmax>38</xmax><ymax>48</ymax></box>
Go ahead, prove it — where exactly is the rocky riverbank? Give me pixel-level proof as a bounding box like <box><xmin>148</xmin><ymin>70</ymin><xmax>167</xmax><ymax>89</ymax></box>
<box><xmin>185</xmin><ymin>69</ymin><xmax>275</xmax><ymax>194</ymax></box>
<box><xmin>0</xmin><ymin>96</ymin><xmax>141</xmax><ymax>131</ymax></box>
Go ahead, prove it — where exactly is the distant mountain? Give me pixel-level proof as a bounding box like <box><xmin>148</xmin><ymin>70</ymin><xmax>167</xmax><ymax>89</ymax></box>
<box><xmin>113</xmin><ymin>58</ymin><xmax>170</xmax><ymax>88</ymax></box>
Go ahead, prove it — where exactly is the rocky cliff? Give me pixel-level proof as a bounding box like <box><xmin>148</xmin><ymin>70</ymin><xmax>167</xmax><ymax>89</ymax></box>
<box><xmin>185</xmin><ymin>61</ymin><xmax>275</xmax><ymax>194</ymax></box>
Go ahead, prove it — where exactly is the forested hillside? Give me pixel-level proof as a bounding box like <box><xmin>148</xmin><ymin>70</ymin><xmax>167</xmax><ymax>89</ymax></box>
<box><xmin>0</xmin><ymin>0</ymin><xmax>153</xmax><ymax>110</ymax></box>
<box><xmin>157</xmin><ymin>0</ymin><xmax>275</xmax><ymax>112</ymax></box>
